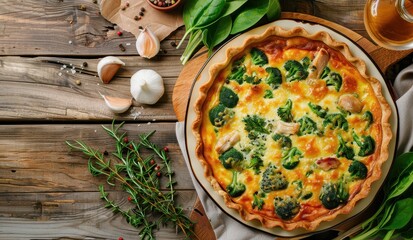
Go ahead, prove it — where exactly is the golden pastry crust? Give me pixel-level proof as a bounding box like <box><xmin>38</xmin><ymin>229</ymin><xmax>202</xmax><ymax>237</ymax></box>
<box><xmin>192</xmin><ymin>26</ymin><xmax>392</xmax><ymax>231</ymax></box>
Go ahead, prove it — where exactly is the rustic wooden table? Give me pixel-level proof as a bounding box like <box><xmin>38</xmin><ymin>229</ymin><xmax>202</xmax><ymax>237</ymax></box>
<box><xmin>0</xmin><ymin>1</ymin><xmax>412</xmax><ymax>240</ymax></box>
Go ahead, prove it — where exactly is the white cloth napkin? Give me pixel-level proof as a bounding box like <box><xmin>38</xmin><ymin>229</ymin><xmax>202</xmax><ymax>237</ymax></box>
<box><xmin>175</xmin><ymin>63</ymin><xmax>413</xmax><ymax>240</ymax></box>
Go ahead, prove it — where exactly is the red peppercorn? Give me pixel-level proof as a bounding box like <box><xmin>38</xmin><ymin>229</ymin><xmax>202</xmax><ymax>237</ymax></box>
<box><xmin>118</xmin><ymin>237</ymin><xmax>124</xmax><ymax>240</ymax></box>
<box><xmin>163</xmin><ymin>146</ymin><xmax>169</xmax><ymax>152</ymax></box>
<box><xmin>156</xmin><ymin>171</ymin><xmax>162</xmax><ymax>177</ymax></box>
<box><xmin>129</xmin><ymin>144</ymin><xmax>133</xmax><ymax>149</ymax></box>
<box><xmin>123</xmin><ymin>137</ymin><xmax>129</xmax><ymax>143</ymax></box>
<box><xmin>150</xmin><ymin>159</ymin><xmax>156</xmax><ymax>165</ymax></box>
<box><xmin>127</xmin><ymin>196</ymin><xmax>132</xmax><ymax>202</ymax></box>
<box><xmin>117</xmin><ymin>31</ymin><xmax>123</xmax><ymax>36</ymax></box>
<box><xmin>154</xmin><ymin>165</ymin><xmax>160</xmax><ymax>171</ymax></box>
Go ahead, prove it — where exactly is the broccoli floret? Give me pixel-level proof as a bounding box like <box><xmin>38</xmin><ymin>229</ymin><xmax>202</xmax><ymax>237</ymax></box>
<box><xmin>243</xmin><ymin>114</ymin><xmax>269</xmax><ymax>134</ymax></box>
<box><xmin>337</xmin><ymin>134</ymin><xmax>355</xmax><ymax>160</ymax></box>
<box><xmin>348</xmin><ymin>160</ymin><xmax>368</xmax><ymax>180</ymax></box>
<box><xmin>248</xmin><ymin>155</ymin><xmax>264</xmax><ymax>174</ymax></box>
<box><xmin>265</xmin><ymin>67</ymin><xmax>282</xmax><ymax>89</ymax></box>
<box><xmin>284</xmin><ymin>60</ymin><xmax>308</xmax><ymax>82</ymax></box>
<box><xmin>209</xmin><ymin>104</ymin><xmax>234</xmax><ymax>127</ymax></box>
<box><xmin>308</xmin><ymin>102</ymin><xmax>328</xmax><ymax>118</ymax></box>
<box><xmin>227</xmin><ymin>56</ymin><xmax>246</xmax><ymax>84</ymax></box>
<box><xmin>320</xmin><ymin>67</ymin><xmax>342</xmax><ymax>92</ymax></box>
<box><xmin>323</xmin><ymin>113</ymin><xmax>349</xmax><ymax>131</ymax></box>
<box><xmin>319</xmin><ymin>181</ymin><xmax>349</xmax><ymax>209</ymax></box>
<box><xmin>219</xmin><ymin>148</ymin><xmax>244</xmax><ymax>169</ymax></box>
<box><xmin>277</xmin><ymin>99</ymin><xmax>293</xmax><ymax>122</ymax></box>
<box><xmin>320</xmin><ymin>66</ymin><xmax>331</xmax><ymax>79</ymax></box>
<box><xmin>352</xmin><ymin>131</ymin><xmax>376</xmax><ymax>156</ymax></box>
<box><xmin>219</xmin><ymin>86</ymin><xmax>239</xmax><ymax>108</ymax></box>
<box><xmin>263</xmin><ymin>89</ymin><xmax>273</xmax><ymax>99</ymax></box>
<box><xmin>252</xmin><ymin>191</ymin><xmax>265</xmax><ymax>210</ymax></box>
<box><xmin>226</xmin><ymin>171</ymin><xmax>246</xmax><ymax>197</ymax></box>
<box><xmin>260</xmin><ymin>164</ymin><xmax>288</xmax><ymax>192</ymax></box>
<box><xmin>362</xmin><ymin>111</ymin><xmax>373</xmax><ymax>130</ymax></box>
<box><xmin>272</xmin><ymin>133</ymin><xmax>292</xmax><ymax>149</ymax></box>
<box><xmin>301</xmin><ymin>56</ymin><xmax>311</xmax><ymax>69</ymax></box>
<box><xmin>250</xmin><ymin>48</ymin><xmax>268</xmax><ymax>66</ymax></box>
<box><xmin>274</xmin><ymin>196</ymin><xmax>300</xmax><ymax>220</ymax></box>
<box><xmin>244</xmin><ymin>73</ymin><xmax>261</xmax><ymax>85</ymax></box>
<box><xmin>298</xmin><ymin>116</ymin><xmax>318</xmax><ymax>135</ymax></box>
<box><xmin>282</xmin><ymin>147</ymin><xmax>302</xmax><ymax>169</ymax></box>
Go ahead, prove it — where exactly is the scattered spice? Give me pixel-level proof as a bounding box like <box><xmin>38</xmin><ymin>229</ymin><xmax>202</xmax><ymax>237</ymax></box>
<box><xmin>141</xmin><ymin>7</ymin><xmax>146</xmax><ymax>12</ymax></box>
<box><xmin>117</xmin><ymin>31</ymin><xmax>123</xmax><ymax>36</ymax></box>
<box><xmin>138</xmin><ymin>26</ymin><xmax>143</xmax><ymax>30</ymax></box>
<box><xmin>119</xmin><ymin>43</ymin><xmax>126</xmax><ymax>52</ymax></box>
<box><xmin>82</xmin><ymin>62</ymin><xmax>88</xmax><ymax>68</ymax></box>
<box><xmin>125</xmin><ymin>1</ymin><xmax>130</xmax><ymax>7</ymax></box>
<box><xmin>150</xmin><ymin>159</ymin><xmax>156</xmax><ymax>165</ymax></box>
<box><xmin>170</xmin><ymin>41</ymin><xmax>177</xmax><ymax>47</ymax></box>
<box><xmin>121</xmin><ymin>6</ymin><xmax>126</xmax><ymax>11</ymax></box>
<box><xmin>134</xmin><ymin>15</ymin><xmax>140</xmax><ymax>21</ymax></box>
<box><xmin>139</xmin><ymin>11</ymin><xmax>144</xmax><ymax>17</ymax></box>
<box><xmin>123</xmin><ymin>137</ymin><xmax>129</xmax><ymax>143</ymax></box>
<box><xmin>127</xmin><ymin>196</ymin><xmax>132</xmax><ymax>202</ymax></box>
<box><xmin>75</xmin><ymin>80</ymin><xmax>81</xmax><ymax>85</ymax></box>
<box><xmin>78</xmin><ymin>4</ymin><xmax>86</xmax><ymax>11</ymax></box>
<box><xmin>103</xmin><ymin>150</ymin><xmax>109</xmax><ymax>156</ymax></box>
<box><xmin>92</xmin><ymin>0</ymin><xmax>97</xmax><ymax>3</ymax></box>
<box><xmin>118</xmin><ymin>237</ymin><xmax>124</xmax><ymax>240</ymax></box>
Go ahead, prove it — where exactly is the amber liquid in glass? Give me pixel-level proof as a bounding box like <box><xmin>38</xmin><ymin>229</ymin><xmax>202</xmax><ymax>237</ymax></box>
<box><xmin>364</xmin><ymin>0</ymin><xmax>413</xmax><ymax>50</ymax></box>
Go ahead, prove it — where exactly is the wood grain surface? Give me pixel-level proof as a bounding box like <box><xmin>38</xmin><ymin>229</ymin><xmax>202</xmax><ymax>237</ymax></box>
<box><xmin>0</xmin><ymin>0</ymin><xmax>412</xmax><ymax>240</ymax></box>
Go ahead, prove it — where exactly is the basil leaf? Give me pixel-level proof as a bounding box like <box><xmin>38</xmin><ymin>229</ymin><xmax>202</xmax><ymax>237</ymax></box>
<box><xmin>230</xmin><ymin>0</ymin><xmax>269</xmax><ymax>35</ymax></box>
<box><xmin>267</xmin><ymin>0</ymin><xmax>281</xmax><ymax>21</ymax></box>
<box><xmin>202</xmin><ymin>16</ymin><xmax>232</xmax><ymax>55</ymax></box>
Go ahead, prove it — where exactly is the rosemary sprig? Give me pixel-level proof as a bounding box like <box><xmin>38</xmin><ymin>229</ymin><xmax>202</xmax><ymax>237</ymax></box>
<box><xmin>66</xmin><ymin>121</ymin><xmax>195</xmax><ymax>240</ymax></box>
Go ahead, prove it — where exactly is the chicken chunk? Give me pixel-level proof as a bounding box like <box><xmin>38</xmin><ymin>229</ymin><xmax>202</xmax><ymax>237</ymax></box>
<box><xmin>316</xmin><ymin>157</ymin><xmax>341</xmax><ymax>171</ymax></box>
<box><xmin>273</xmin><ymin>121</ymin><xmax>300</xmax><ymax>135</ymax></box>
<box><xmin>338</xmin><ymin>94</ymin><xmax>363</xmax><ymax>113</ymax></box>
<box><xmin>308</xmin><ymin>48</ymin><xmax>330</xmax><ymax>80</ymax></box>
<box><xmin>215</xmin><ymin>131</ymin><xmax>241</xmax><ymax>154</ymax></box>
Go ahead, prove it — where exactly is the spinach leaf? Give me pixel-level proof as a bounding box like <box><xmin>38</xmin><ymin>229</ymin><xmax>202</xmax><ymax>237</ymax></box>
<box><xmin>267</xmin><ymin>0</ymin><xmax>281</xmax><ymax>21</ymax></box>
<box><xmin>231</xmin><ymin>0</ymin><xmax>269</xmax><ymax>34</ymax></box>
<box><xmin>189</xmin><ymin>0</ymin><xmax>226</xmax><ymax>30</ymax></box>
<box><xmin>220</xmin><ymin>0</ymin><xmax>248</xmax><ymax>19</ymax></box>
<box><xmin>382</xmin><ymin>198</ymin><xmax>413</xmax><ymax>230</ymax></box>
<box><xmin>202</xmin><ymin>16</ymin><xmax>232</xmax><ymax>55</ymax></box>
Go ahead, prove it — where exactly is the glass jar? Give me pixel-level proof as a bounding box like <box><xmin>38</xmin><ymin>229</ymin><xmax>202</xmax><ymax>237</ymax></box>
<box><xmin>364</xmin><ymin>0</ymin><xmax>413</xmax><ymax>50</ymax></box>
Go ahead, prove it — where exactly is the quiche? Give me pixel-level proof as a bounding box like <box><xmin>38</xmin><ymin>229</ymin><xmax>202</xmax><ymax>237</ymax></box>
<box><xmin>192</xmin><ymin>26</ymin><xmax>393</xmax><ymax>231</ymax></box>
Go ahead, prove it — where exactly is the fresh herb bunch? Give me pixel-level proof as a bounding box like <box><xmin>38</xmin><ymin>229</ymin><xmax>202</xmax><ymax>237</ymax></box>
<box><xmin>350</xmin><ymin>152</ymin><xmax>413</xmax><ymax>240</ymax></box>
<box><xmin>66</xmin><ymin>122</ymin><xmax>194</xmax><ymax>240</ymax></box>
<box><xmin>177</xmin><ymin>0</ymin><xmax>281</xmax><ymax>64</ymax></box>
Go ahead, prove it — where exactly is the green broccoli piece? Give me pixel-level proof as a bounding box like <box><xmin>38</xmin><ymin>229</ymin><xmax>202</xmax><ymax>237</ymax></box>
<box><xmin>319</xmin><ymin>180</ymin><xmax>349</xmax><ymax>209</ymax></box>
<box><xmin>226</xmin><ymin>171</ymin><xmax>246</xmax><ymax>197</ymax></box>
<box><xmin>320</xmin><ymin>66</ymin><xmax>331</xmax><ymax>79</ymax></box>
<box><xmin>282</xmin><ymin>147</ymin><xmax>302</xmax><ymax>170</ymax></box>
<box><xmin>243</xmin><ymin>114</ymin><xmax>269</xmax><ymax>134</ymax></box>
<box><xmin>209</xmin><ymin>104</ymin><xmax>227</xmax><ymax>127</ymax></box>
<box><xmin>219</xmin><ymin>86</ymin><xmax>239</xmax><ymax>108</ymax></box>
<box><xmin>244</xmin><ymin>74</ymin><xmax>261</xmax><ymax>85</ymax></box>
<box><xmin>298</xmin><ymin>116</ymin><xmax>318</xmax><ymax>135</ymax></box>
<box><xmin>362</xmin><ymin>111</ymin><xmax>373</xmax><ymax>130</ymax></box>
<box><xmin>348</xmin><ymin>160</ymin><xmax>368</xmax><ymax>180</ymax></box>
<box><xmin>277</xmin><ymin>99</ymin><xmax>293</xmax><ymax>122</ymax></box>
<box><xmin>252</xmin><ymin>191</ymin><xmax>265</xmax><ymax>210</ymax></box>
<box><xmin>337</xmin><ymin>134</ymin><xmax>355</xmax><ymax>160</ymax></box>
<box><xmin>284</xmin><ymin>60</ymin><xmax>308</xmax><ymax>82</ymax></box>
<box><xmin>301</xmin><ymin>56</ymin><xmax>311</xmax><ymax>69</ymax></box>
<box><xmin>227</xmin><ymin>56</ymin><xmax>246</xmax><ymax>84</ymax></box>
<box><xmin>219</xmin><ymin>148</ymin><xmax>244</xmax><ymax>169</ymax></box>
<box><xmin>250</xmin><ymin>48</ymin><xmax>268</xmax><ymax>66</ymax></box>
<box><xmin>323</xmin><ymin>113</ymin><xmax>349</xmax><ymax>131</ymax></box>
<box><xmin>320</xmin><ymin>67</ymin><xmax>342</xmax><ymax>91</ymax></box>
<box><xmin>260</xmin><ymin>164</ymin><xmax>288</xmax><ymax>192</ymax></box>
<box><xmin>308</xmin><ymin>102</ymin><xmax>328</xmax><ymax>118</ymax></box>
<box><xmin>272</xmin><ymin>133</ymin><xmax>292</xmax><ymax>149</ymax></box>
<box><xmin>263</xmin><ymin>89</ymin><xmax>273</xmax><ymax>99</ymax></box>
<box><xmin>249</xmin><ymin>155</ymin><xmax>264</xmax><ymax>174</ymax></box>
<box><xmin>265</xmin><ymin>67</ymin><xmax>282</xmax><ymax>89</ymax></box>
<box><xmin>274</xmin><ymin>196</ymin><xmax>300</xmax><ymax>220</ymax></box>
<box><xmin>352</xmin><ymin>131</ymin><xmax>376</xmax><ymax>156</ymax></box>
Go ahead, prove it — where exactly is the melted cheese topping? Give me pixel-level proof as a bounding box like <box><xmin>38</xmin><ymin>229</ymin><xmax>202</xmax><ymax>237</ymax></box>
<box><xmin>200</xmin><ymin>36</ymin><xmax>382</xmax><ymax>222</ymax></box>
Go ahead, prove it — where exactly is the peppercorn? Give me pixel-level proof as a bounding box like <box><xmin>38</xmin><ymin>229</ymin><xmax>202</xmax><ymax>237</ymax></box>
<box><xmin>119</xmin><ymin>43</ymin><xmax>126</xmax><ymax>52</ymax></box>
<box><xmin>127</xmin><ymin>196</ymin><xmax>132</xmax><ymax>202</ymax></box>
<box><xmin>118</xmin><ymin>237</ymin><xmax>124</xmax><ymax>240</ymax></box>
<box><xmin>139</xmin><ymin>11</ymin><xmax>144</xmax><ymax>16</ymax></box>
<box><xmin>156</xmin><ymin>172</ymin><xmax>162</xmax><ymax>177</ymax></box>
<box><xmin>150</xmin><ymin>159</ymin><xmax>156</xmax><ymax>165</ymax></box>
<box><xmin>123</xmin><ymin>137</ymin><xmax>129</xmax><ymax>143</ymax></box>
<box><xmin>163</xmin><ymin>146</ymin><xmax>169</xmax><ymax>152</ymax></box>
<box><xmin>134</xmin><ymin>15</ymin><xmax>140</xmax><ymax>21</ymax></box>
<box><xmin>117</xmin><ymin>31</ymin><xmax>123</xmax><ymax>36</ymax></box>
<box><xmin>155</xmin><ymin>165</ymin><xmax>161</xmax><ymax>171</ymax></box>
<box><xmin>103</xmin><ymin>150</ymin><xmax>109</xmax><ymax>156</ymax></box>
<box><xmin>141</xmin><ymin>7</ymin><xmax>145</xmax><ymax>12</ymax></box>
<box><xmin>170</xmin><ymin>41</ymin><xmax>177</xmax><ymax>47</ymax></box>
<box><xmin>82</xmin><ymin>62</ymin><xmax>88</xmax><ymax>67</ymax></box>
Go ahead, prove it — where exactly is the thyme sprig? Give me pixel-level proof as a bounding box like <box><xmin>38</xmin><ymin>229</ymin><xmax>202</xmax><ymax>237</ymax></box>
<box><xmin>66</xmin><ymin>121</ymin><xmax>195</xmax><ymax>240</ymax></box>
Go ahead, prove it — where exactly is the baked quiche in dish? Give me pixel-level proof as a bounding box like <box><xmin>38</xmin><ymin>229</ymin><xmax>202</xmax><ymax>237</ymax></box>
<box><xmin>192</xmin><ymin>26</ymin><xmax>392</xmax><ymax>231</ymax></box>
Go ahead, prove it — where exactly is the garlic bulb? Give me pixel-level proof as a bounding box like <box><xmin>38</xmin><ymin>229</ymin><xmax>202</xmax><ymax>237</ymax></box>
<box><xmin>97</xmin><ymin>56</ymin><xmax>125</xmax><ymax>84</ymax></box>
<box><xmin>100</xmin><ymin>93</ymin><xmax>132</xmax><ymax>113</ymax></box>
<box><xmin>136</xmin><ymin>27</ymin><xmax>160</xmax><ymax>59</ymax></box>
<box><xmin>130</xmin><ymin>69</ymin><xmax>164</xmax><ymax>105</ymax></box>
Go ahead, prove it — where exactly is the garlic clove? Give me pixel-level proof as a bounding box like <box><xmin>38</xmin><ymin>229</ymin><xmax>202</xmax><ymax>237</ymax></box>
<box><xmin>100</xmin><ymin>93</ymin><xmax>132</xmax><ymax>113</ymax></box>
<box><xmin>97</xmin><ymin>56</ymin><xmax>125</xmax><ymax>84</ymax></box>
<box><xmin>130</xmin><ymin>69</ymin><xmax>164</xmax><ymax>105</ymax></box>
<box><xmin>136</xmin><ymin>27</ymin><xmax>160</xmax><ymax>59</ymax></box>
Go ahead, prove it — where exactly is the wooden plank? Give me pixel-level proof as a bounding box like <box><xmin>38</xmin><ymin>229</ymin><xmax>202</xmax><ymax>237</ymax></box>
<box><xmin>0</xmin><ymin>123</ymin><xmax>195</xmax><ymax>192</ymax></box>
<box><xmin>0</xmin><ymin>56</ymin><xmax>184</xmax><ymax>121</ymax></box>
<box><xmin>0</xmin><ymin>191</ymin><xmax>198</xmax><ymax>239</ymax></box>
<box><xmin>0</xmin><ymin>0</ymin><xmax>186</xmax><ymax>56</ymax></box>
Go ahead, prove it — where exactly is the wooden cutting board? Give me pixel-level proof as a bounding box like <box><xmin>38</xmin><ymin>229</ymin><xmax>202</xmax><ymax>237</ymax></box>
<box><xmin>175</xmin><ymin>12</ymin><xmax>412</xmax><ymax>240</ymax></box>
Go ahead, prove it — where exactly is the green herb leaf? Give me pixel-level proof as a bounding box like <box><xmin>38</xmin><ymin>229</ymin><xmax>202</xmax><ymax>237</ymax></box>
<box><xmin>230</xmin><ymin>0</ymin><xmax>269</xmax><ymax>34</ymax></box>
<box><xmin>382</xmin><ymin>198</ymin><xmax>413</xmax><ymax>230</ymax></box>
<box><xmin>266</xmin><ymin>0</ymin><xmax>281</xmax><ymax>21</ymax></box>
<box><xmin>202</xmin><ymin>15</ymin><xmax>232</xmax><ymax>54</ymax></box>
